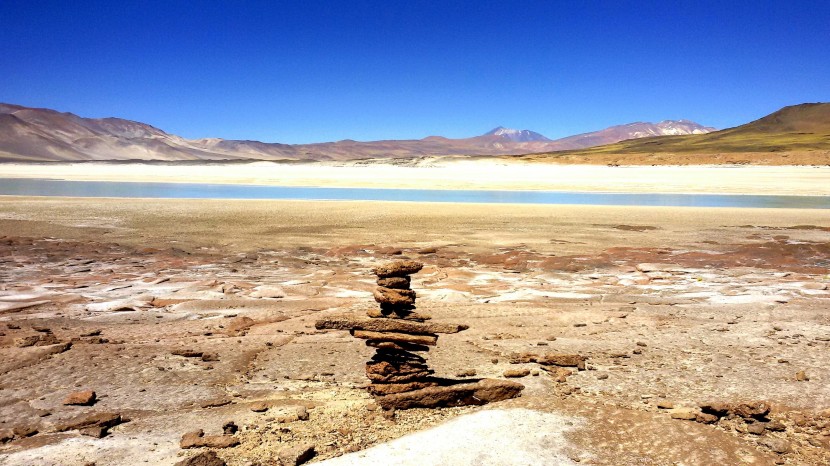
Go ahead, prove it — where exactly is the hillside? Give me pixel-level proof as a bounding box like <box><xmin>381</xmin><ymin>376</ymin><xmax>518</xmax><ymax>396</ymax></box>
<box><xmin>0</xmin><ymin>103</ymin><xmax>712</xmax><ymax>162</ymax></box>
<box><xmin>520</xmin><ymin>103</ymin><xmax>830</xmax><ymax>165</ymax></box>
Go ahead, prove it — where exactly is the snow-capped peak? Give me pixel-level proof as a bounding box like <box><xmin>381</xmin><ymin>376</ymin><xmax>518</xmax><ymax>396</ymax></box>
<box><xmin>483</xmin><ymin>126</ymin><xmax>551</xmax><ymax>142</ymax></box>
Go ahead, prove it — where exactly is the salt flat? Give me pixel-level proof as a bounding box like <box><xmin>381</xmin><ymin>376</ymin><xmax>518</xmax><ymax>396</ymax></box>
<box><xmin>3</xmin><ymin>159</ymin><xmax>830</xmax><ymax>195</ymax></box>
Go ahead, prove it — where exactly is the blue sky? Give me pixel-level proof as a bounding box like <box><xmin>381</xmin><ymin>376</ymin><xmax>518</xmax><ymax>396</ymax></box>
<box><xmin>1</xmin><ymin>1</ymin><xmax>828</xmax><ymax>143</ymax></box>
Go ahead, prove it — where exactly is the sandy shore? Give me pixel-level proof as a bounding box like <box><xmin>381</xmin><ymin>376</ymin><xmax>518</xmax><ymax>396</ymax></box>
<box><xmin>2</xmin><ymin>160</ymin><xmax>830</xmax><ymax>195</ymax></box>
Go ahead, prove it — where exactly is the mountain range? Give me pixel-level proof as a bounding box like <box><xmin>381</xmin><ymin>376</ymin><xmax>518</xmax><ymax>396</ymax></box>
<box><xmin>522</xmin><ymin>102</ymin><xmax>830</xmax><ymax>165</ymax></box>
<box><xmin>0</xmin><ymin>103</ymin><xmax>714</xmax><ymax>162</ymax></box>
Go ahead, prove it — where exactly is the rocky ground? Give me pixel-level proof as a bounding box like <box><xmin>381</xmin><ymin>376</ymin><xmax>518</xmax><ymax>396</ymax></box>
<box><xmin>0</xmin><ymin>198</ymin><xmax>828</xmax><ymax>465</ymax></box>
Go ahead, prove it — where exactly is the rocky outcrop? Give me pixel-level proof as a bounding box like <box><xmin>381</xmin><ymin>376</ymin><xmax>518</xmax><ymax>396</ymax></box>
<box><xmin>315</xmin><ymin>260</ymin><xmax>523</xmax><ymax>409</ymax></box>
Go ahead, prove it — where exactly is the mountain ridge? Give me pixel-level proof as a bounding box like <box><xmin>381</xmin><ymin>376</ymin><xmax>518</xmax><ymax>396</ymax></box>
<box><xmin>520</xmin><ymin>103</ymin><xmax>830</xmax><ymax>165</ymax></box>
<box><xmin>0</xmin><ymin>102</ymin><xmax>714</xmax><ymax>162</ymax></box>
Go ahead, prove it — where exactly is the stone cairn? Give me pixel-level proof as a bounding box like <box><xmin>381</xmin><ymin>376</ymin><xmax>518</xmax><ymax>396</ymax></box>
<box><xmin>316</xmin><ymin>259</ymin><xmax>523</xmax><ymax>410</ymax></box>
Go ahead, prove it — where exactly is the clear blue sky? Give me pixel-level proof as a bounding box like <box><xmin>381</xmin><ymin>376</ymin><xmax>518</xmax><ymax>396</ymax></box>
<box><xmin>1</xmin><ymin>1</ymin><xmax>828</xmax><ymax>143</ymax></box>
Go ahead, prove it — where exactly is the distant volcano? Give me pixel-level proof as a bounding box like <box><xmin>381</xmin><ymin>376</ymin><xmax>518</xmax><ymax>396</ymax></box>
<box><xmin>481</xmin><ymin>127</ymin><xmax>552</xmax><ymax>142</ymax></box>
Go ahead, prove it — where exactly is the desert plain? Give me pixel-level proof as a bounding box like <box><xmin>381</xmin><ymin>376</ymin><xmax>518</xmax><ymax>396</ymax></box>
<box><xmin>0</xmin><ymin>162</ymin><xmax>829</xmax><ymax>465</ymax></box>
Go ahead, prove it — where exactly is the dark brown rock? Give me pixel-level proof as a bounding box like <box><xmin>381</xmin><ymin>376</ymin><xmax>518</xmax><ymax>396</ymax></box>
<box><xmin>352</xmin><ymin>330</ymin><xmax>437</xmax><ymax>346</ymax></box>
<box><xmin>63</xmin><ymin>389</ymin><xmax>97</xmax><ymax>406</ymax></box>
<box><xmin>0</xmin><ymin>428</ymin><xmax>13</xmax><ymax>443</ymax></box>
<box><xmin>12</xmin><ymin>426</ymin><xmax>38</xmax><ymax>438</ymax></box>
<box><xmin>373</xmin><ymin>287</ymin><xmax>416</xmax><ymax>306</ymax></box>
<box><xmin>222</xmin><ymin>422</ymin><xmax>238</xmax><ymax>435</ymax></box>
<box><xmin>278</xmin><ymin>443</ymin><xmax>316</xmax><ymax>466</ymax></box>
<box><xmin>55</xmin><ymin>412</ymin><xmax>124</xmax><ymax>432</ymax></box>
<box><xmin>372</xmin><ymin>260</ymin><xmax>423</xmax><ymax>278</ymax></box>
<box><xmin>367</xmin><ymin>307</ymin><xmax>431</xmax><ymax>321</ymax></box>
<box><xmin>376</xmin><ymin>378</ymin><xmax>524</xmax><ymax>410</ymax></box>
<box><xmin>377</xmin><ymin>276</ymin><xmax>410</xmax><ymax>289</ymax></box>
<box><xmin>200</xmin><ymin>352</ymin><xmax>220</xmax><ymax>362</ymax></box>
<box><xmin>699</xmin><ymin>402</ymin><xmax>731</xmax><ymax>417</ymax></box>
<box><xmin>316</xmin><ymin>316</ymin><xmax>467</xmax><ymax>335</ymax></box>
<box><xmin>172</xmin><ymin>349</ymin><xmax>203</xmax><ymax>358</ymax></box>
<box><xmin>79</xmin><ymin>426</ymin><xmax>109</xmax><ymax>438</ymax></box>
<box><xmin>695</xmin><ymin>413</ymin><xmax>719</xmax><ymax>424</ymax></box>
<box><xmin>365</xmin><ymin>340</ymin><xmax>431</xmax><ymax>352</ymax></box>
<box><xmin>747</xmin><ymin>422</ymin><xmax>766</xmax><ymax>435</ymax></box>
<box><xmin>366</xmin><ymin>360</ymin><xmax>433</xmax><ymax>383</ymax></box>
<box><xmin>175</xmin><ymin>451</ymin><xmax>227</xmax><ymax>466</ymax></box>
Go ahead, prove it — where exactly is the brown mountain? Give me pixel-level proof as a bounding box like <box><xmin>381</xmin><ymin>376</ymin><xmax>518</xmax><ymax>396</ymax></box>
<box><xmin>0</xmin><ymin>102</ymin><xmax>713</xmax><ymax>162</ymax></box>
<box><xmin>520</xmin><ymin>103</ymin><xmax>830</xmax><ymax>165</ymax></box>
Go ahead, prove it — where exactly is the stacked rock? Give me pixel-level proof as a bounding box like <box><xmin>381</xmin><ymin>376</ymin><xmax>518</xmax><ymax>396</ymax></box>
<box><xmin>367</xmin><ymin>260</ymin><xmax>438</xmax><ymax>395</ymax></box>
<box><xmin>316</xmin><ymin>259</ymin><xmax>524</xmax><ymax>409</ymax></box>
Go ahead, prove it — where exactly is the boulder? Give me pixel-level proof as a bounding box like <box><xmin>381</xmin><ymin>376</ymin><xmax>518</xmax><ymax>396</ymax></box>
<box><xmin>316</xmin><ymin>316</ymin><xmax>467</xmax><ymax>335</ymax></box>
<box><xmin>372</xmin><ymin>260</ymin><xmax>423</xmax><ymax>278</ymax></box>
<box><xmin>376</xmin><ymin>378</ymin><xmax>524</xmax><ymax>410</ymax></box>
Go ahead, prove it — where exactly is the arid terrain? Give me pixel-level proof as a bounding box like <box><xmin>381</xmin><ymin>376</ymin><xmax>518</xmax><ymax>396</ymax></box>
<box><xmin>0</xmin><ymin>197</ymin><xmax>829</xmax><ymax>465</ymax></box>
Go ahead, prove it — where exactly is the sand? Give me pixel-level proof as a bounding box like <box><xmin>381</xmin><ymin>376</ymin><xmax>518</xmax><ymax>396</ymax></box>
<box><xmin>1</xmin><ymin>195</ymin><xmax>829</xmax><ymax>465</ymax></box>
<box><xmin>2</xmin><ymin>160</ymin><xmax>830</xmax><ymax>195</ymax></box>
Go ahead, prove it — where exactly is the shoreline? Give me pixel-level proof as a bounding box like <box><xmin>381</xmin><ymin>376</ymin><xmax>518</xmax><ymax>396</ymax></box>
<box><xmin>1</xmin><ymin>160</ymin><xmax>830</xmax><ymax>195</ymax></box>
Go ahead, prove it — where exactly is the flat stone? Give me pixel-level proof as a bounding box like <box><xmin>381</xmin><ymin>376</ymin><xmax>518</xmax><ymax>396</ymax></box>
<box><xmin>55</xmin><ymin>412</ymin><xmax>124</xmax><ymax>432</ymax></box>
<box><xmin>377</xmin><ymin>277</ymin><xmax>410</xmax><ymax>289</ymax></box>
<box><xmin>372</xmin><ymin>260</ymin><xmax>423</xmax><ymax>278</ymax></box>
<box><xmin>250</xmin><ymin>402</ymin><xmax>269</xmax><ymax>412</ymax></box>
<box><xmin>172</xmin><ymin>349</ymin><xmax>203</xmax><ymax>358</ymax></box>
<box><xmin>761</xmin><ymin>438</ymin><xmax>791</xmax><ymax>454</ymax></box>
<box><xmin>278</xmin><ymin>443</ymin><xmax>316</xmax><ymax>466</ymax></box>
<box><xmin>175</xmin><ymin>451</ymin><xmax>227</xmax><ymax>466</ymax></box>
<box><xmin>368</xmin><ymin>381</ymin><xmax>439</xmax><ymax>396</ymax></box>
<box><xmin>352</xmin><ymin>330</ymin><xmax>437</xmax><ymax>346</ymax></box>
<box><xmin>63</xmin><ymin>389</ymin><xmax>97</xmax><ymax>406</ymax></box>
<box><xmin>376</xmin><ymin>378</ymin><xmax>524</xmax><ymax>410</ymax></box>
<box><xmin>373</xmin><ymin>287</ymin><xmax>416</xmax><ymax>306</ymax></box>
<box><xmin>317</xmin><ymin>316</ymin><xmax>467</xmax><ymax>335</ymax></box>
<box><xmin>180</xmin><ymin>430</ymin><xmax>240</xmax><ymax>449</ymax></box>
<box><xmin>747</xmin><ymin>422</ymin><xmax>766</xmax><ymax>435</ymax></box>
<box><xmin>510</xmin><ymin>352</ymin><xmax>586</xmax><ymax>370</ymax></box>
